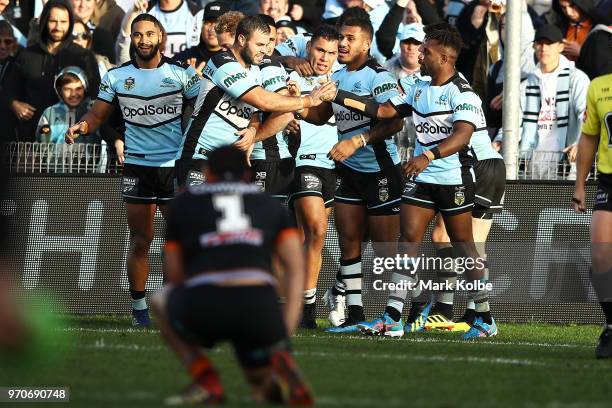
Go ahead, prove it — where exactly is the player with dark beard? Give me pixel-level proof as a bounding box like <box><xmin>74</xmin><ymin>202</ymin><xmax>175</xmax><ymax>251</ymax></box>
<box><xmin>65</xmin><ymin>14</ymin><xmax>201</xmax><ymax>326</ymax></box>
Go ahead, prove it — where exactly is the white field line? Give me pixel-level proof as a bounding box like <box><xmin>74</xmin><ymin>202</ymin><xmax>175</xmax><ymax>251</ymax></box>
<box><xmin>80</xmin><ymin>340</ymin><xmax>603</xmax><ymax>370</ymax></box>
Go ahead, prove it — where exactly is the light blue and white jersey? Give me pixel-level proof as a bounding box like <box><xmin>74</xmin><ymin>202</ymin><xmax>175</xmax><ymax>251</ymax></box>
<box><xmin>275</xmin><ymin>34</ymin><xmax>344</xmax><ymax>72</ymax></box>
<box><xmin>182</xmin><ymin>51</ymin><xmax>261</xmax><ymax>160</ymax></box>
<box><xmin>147</xmin><ymin>0</ymin><xmax>203</xmax><ymax>57</ymax></box>
<box><xmin>399</xmin><ymin>72</ymin><xmax>501</xmax><ymax>163</ymax></box>
<box><xmin>251</xmin><ymin>59</ymin><xmax>291</xmax><ymax>161</ymax></box>
<box><xmin>471</xmin><ymin>131</ymin><xmax>502</xmax><ymax>161</ymax></box>
<box><xmin>332</xmin><ymin>59</ymin><xmax>400</xmax><ymax>173</ymax></box>
<box><xmin>97</xmin><ymin>57</ymin><xmax>200</xmax><ymax>167</ymax></box>
<box><xmin>290</xmin><ymin>71</ymin><xmax>337</xmax><ymax>169</ymax></box>
<box><xmin>391</xmin><ymin>73</ymin><xmax>486</xmax><ymax>185</ymax></box>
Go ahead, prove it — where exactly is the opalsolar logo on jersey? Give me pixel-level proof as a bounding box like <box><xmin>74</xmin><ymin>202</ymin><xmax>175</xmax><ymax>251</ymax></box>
<box><xmin>122</xmin><ymin>104</ymin><xmax>179</xmax><ymax>118</ymax></box>
<box><xmin>334</xmin><ymin>109</ymin><xmax>365</xmax><ymax>122</ymax></box>
<box><xmin>415</xmin><ymin>122</ymin><xmax>452</xmax><ymax>135</ymax></box>
<box><xmin>217</xmin><ymin>100</ymin><xmax>253</xmax><ymax>119</ymax></box>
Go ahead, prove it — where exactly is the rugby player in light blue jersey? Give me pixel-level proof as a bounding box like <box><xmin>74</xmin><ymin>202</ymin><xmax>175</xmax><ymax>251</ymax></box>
<box><xmin>426</xmin><ymin>120</ymin><xmax>505</xmax><ymax>334</ymax></box>
<box><xmin>178</xmin><ymin>15</ymin><xmax>336</xmax><ymax>187</ymax></box>
<box><xmin>255</xmin><ymin>25</ymin><xmax>342</xmax><ymax>329</ymax></box>
<box><xmin>65</xmin><ymin>14</ymin><xmax>201</xmax><ymax>327</ymax></box>
<box><xmin>249</xmin><ymin>14</ymin><xmax>294</xmax><ymax>202</ymax></box>
<box><xmin>272</xmin><ymin>6</ymin><xmax>370</xmax><ymax>76</ymax></box>
<box><xmin>297</xmin><ymin>18</ymin><xmax>405</xmax><ymax>333</ymax></box>
<box><xmin>331</xmin><ymin>23</ymin><xmax>496</xmax><ymax>339</ymax></box>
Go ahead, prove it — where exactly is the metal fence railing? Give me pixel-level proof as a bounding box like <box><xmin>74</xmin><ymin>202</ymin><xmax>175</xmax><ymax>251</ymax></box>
<box><xmin>1</xmin><ymin>142</ymin><xmax>600</xmax><ymax>181</ymax></box>
<box><xmin>2</xmin><ymin>142</ymin><xmax>123</xmax><ymax>174</ymax></box>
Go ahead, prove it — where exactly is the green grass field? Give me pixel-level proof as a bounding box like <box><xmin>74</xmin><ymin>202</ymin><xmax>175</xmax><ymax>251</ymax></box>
<box><xmin>2</xmin><ymin>316</ymin><xmax>612</xmax><ymax>407</ymax></box>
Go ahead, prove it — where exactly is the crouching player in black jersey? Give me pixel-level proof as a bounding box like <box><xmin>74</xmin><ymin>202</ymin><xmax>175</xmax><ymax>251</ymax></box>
<box><xmin>151</xmin><ymin>146</ymin><xmax>313</xmax><ymax>405</ymax></box>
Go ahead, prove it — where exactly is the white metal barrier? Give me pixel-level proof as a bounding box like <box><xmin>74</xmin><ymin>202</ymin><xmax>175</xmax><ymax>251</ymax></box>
<box><xmin>1</xmin><ymin>142</ymin><xmax>599</xmax><ymax>181</ymax></box>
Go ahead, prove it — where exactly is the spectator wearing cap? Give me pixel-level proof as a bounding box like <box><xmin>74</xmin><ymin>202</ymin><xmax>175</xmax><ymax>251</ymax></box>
<box><xmin>383</xmin><ymin>22</ymin><xmax>424</xmax><ymax>80</ymax></box>
<box><xmin>375</xmin><ymin>0</ymin><xmax>443</xmax><ymax>62</ymax></box>
<box><xmin>383</xmin><ymin>23</ymin><xmax>426</xmax><ymax>154</ymax></box>
<box><xmin>557</xmin><ymin>0</ymin><xmax>596</xmax><ymax>61</ymax></box>
<box><xmin>501</xmin><ymin>24</ymin><xmax>590</xmax><ymax>179</ymax></box>
<box><xmin>173</xmin><ymin>0</ymin><xmax>227</xmax><ymax>68</ymax></box>
<box><xmin>275</xmin><ymin>18</ymin><xmax>297</xmax><ymax>45</ymax></box>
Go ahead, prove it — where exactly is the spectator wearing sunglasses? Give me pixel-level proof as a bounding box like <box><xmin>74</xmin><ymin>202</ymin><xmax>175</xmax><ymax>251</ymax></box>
<box><xmin>72</xmin><ymin>20</ymin><xmax>114</xmax><ymax>77</ymax></box>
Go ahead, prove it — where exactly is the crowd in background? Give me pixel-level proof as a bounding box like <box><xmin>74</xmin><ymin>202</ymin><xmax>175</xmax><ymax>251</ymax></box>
<box><xmin>0</xmin><ymin>0</ymin><xmax>610</xmax><ymax>178</ymax></box>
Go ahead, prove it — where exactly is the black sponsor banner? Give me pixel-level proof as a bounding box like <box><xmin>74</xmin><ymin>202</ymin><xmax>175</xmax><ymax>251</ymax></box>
<box><xmin>1</xmin><ymin>176</ymin><xmax>604</xmax><ymax>323</ymax></box>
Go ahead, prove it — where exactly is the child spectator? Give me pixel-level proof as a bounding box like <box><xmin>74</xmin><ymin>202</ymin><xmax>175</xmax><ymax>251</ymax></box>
<box><xmin>37</xmin><ymin>66</ymin><xmax>99</xmax><ymax>145</ymax></box>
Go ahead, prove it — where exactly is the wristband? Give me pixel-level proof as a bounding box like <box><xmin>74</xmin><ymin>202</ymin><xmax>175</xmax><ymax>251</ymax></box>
<box><xmin>423</xmin><ymin>150</ymin><xmax>435</xmax><ymax>162</ymax></box>
<box><xmin>571</xmin><ymin>197</ymin><xmax>581</xmax><ymax>204</ymax></box>
<box><xmin>359</xmin><ymin>134</ymin><xmax>367</xmax><ymax>147</ymax></box>
<box><xmin>430</xmin><ymin>146</ymin><xmax>442</xmax><ymax>160</ymax></box>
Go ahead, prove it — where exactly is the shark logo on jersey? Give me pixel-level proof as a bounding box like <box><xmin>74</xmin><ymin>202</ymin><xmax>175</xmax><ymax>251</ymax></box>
<box><xmin>435</xmin><ymin>94</ymin><xmax>448</xmax><ymax>105</ymax></box>
<box><xmin>124</xmin><ymin>77</ymin><xmax>135</xmax><ymax>90</ymax></box>
<box><xmin>352</xmin><ymin>81</ymin><xmax>362</xmax><ymax>92</ymax></box>
<box><xmin>161</xmin><ymin>77</ymin><xmax>177</xmax><ymax>88</ymax></box>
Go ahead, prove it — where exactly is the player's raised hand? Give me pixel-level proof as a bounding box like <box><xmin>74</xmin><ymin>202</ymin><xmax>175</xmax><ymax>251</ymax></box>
<box><xmin>64</xmin><ymin>121</ymin><xmax>89</xmax><ymax>144</ymax></box>
<box><xmin>403</xmin><ymin>154</ymin><xmax>430</xmax><ymax>179</ymax></box>
<box><xmin>286</xmin><ymin>80</ymin><xmax>301</xmax><ymax>97</ymax></box>
<box><xmin>133</xmin><ymin>0</ymin><xmax>148</xmax><ymax>13</ymax></box>
<box><xmin>309</xmin><ymin>81</ymin><xmax>337</xmax><ymax>106</ymax></box>
<box><xmin>234</xmin><ymin>126</ymin><xmax>256</xmax><ymax>151</ymax></box>
<box><xmin>293</xmin><ymin>60</ymin><xmax>314</xmax><ymax>77</ymax></box>
<box><xmin>285</xmin><ymin>119</ymin><xmax>300</xmax><ymax>134</ymax></box>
